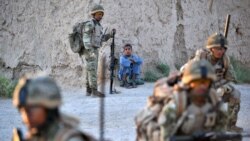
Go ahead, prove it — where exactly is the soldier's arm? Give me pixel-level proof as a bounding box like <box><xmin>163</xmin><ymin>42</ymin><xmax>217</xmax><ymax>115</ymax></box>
<box><xmin>224</xmin><ymin>56</ymin><xmax>237</xmax><ymax>83</ymax></box>
<box><xmin>83</xmin><ymin>21</ymin><xmax>95</xmax><ymax>49</ymax></box>
<box><xmin>101</xmin><ymin>28</ymin><xmax>114</xmax><ymax>42</ymax></box>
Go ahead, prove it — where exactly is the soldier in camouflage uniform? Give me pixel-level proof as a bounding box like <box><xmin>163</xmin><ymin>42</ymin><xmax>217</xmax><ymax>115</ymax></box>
<box><xmin>135</xmin><ymin>77</ymin><xmax>173</xmax><ymax>141</ymax></box>
<box><xmin>81</xmin><ymin>4</ymin><xmax>115</xmax><ymax>97</ymax></box>
<box><xmin>185</xmin><ymin>33</ymin><xmax>242</xmax><ymax>132</ymax></box>
<box><xmin>12</xmin><ymin>76</ymin><xmax>96</xmax><ymax>141</ymax></box>
<box><xmin>160</xmin><ymin>59</ymin><xmax>228</xmax><ymax>141</ymax></box>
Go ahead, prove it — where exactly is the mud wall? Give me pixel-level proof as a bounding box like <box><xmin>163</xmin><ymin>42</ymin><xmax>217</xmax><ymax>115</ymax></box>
<box><xmin>1</xmin><ymin>0</ymin><xmax>250</xmax><ymax>87</ymax></box>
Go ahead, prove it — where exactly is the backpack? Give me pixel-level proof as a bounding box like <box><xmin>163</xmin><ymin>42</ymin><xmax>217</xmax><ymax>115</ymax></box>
<box><xmin>69</xmin><ymin>21</ymin><xmax>89</xmax><ymax>54</ymax></box>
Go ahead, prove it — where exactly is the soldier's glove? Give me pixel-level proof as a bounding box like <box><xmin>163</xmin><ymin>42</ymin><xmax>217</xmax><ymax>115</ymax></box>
<box><xmin>216</xmin><ymin>87</ymin><xmax>225</xmax><ymax>97</ymax></box>
<box><xmin>222</xmin><ymin>84</ymin><xmax>233</xmax><ymax>94</ymax></box>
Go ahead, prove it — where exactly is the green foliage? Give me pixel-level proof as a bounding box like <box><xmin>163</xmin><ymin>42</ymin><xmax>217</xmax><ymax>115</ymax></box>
<box><xmin>156</xmin><ymin>63</ymin><xmax>170</xmax><ymax>76</ymax></box>
<box><xmin>230</xmin><ymin>57</ymin><xmax>250</xmax><ymax>83</ymax></box>
<box><xmin>144</xmin><ymin>63</ymin><xmax>170</xmax><ymax>82</ymax></box>
<box><xmin>0</xmin><ymin>76</ymin><xmax>17</xmax><ymax>98</ymax></box>
<box><xmin>144</xmin><ymin>71</ymin><xmax>158</xmax><ymax>82</ymax></box>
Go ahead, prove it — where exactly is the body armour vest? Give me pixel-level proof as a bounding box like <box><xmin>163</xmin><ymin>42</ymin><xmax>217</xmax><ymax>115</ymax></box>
<box><xmin>91</xmin><ymin>20</ymin><xmax>103</xmax><ymax>48</ymax></box>
<box><xmin>180</xmin><ymin>102</ymin><xmax>217</xmax><ymax>134</ymax></box>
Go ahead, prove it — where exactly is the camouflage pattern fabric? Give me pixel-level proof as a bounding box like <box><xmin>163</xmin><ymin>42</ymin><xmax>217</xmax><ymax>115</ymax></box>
<box><xmin>82</xmin><ymin>48</ymin><xmax>99</xmax><ymax>90</ymax></box>
<box><xmin>26</xmin><ymin>114</ymin><xmax>95</xmax><ymax>141</ymax></box>
<box><xmin>191</xmin><ymin>49</ymin><xmax>241</xmax><ymax>131</ymax></box>
<box><xmin>81</xmin><ymin>19</ymin><xmax>112</xmax><ymax>90</ymax></box>
<box><xmin>135</xmin><ymin>96</ymin><xmax>171</xmax><ymax>141</ymax></box>
<box><xmin>159</xmin><ymin>88</ymin><xmax>228</xmax><ymax>141</ymax></box>
<box><xmin>135</xmin><ymin>77</ymin><xmax>173</xmax><ymax>141</ymax></box>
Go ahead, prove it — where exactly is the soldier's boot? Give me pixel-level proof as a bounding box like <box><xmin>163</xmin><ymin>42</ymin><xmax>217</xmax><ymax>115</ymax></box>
<box><xmin>91</xmin><ymin>89</ymin><xmax>105</xmax><ymax>97</ymax></box>
<box><xmin>86</xmin><ymin>86</ymin><xmax>92</xmax><ymax>96</ymax></box>
<box><xmin>229</xmin><ymin>118</ymin><xmax>243</xmax><ymax>132</ymax></box>
<box><xmin>86</xmin><ymin>81</ymin><xmax>92</xmax><ymax>96</ymax></box>
<box><xmin>228</xmin><ymin>101</ymin><xmax>243</xmax><ymax>132</ymax></box>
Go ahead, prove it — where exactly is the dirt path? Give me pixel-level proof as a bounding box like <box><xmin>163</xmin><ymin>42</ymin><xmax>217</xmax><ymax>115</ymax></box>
<box><xmin>0</xmin><ymin>83</ymin><xmax>249</xmax><ymax>141</ymax></box>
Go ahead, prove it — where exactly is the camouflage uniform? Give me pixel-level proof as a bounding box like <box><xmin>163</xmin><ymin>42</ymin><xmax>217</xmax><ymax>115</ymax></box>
<box><xmin>12</xmin><ymin>76</ymin><xmax>95</xmax><ymax>141</ymax></box>
<box><xmin>135</xmin><ymin>77</ymin><xmax>175</xmax><ymax>141</ymax></box>
<box><xmin>190</xmin><ymin>33</ymin><xmax>242</xmax><ymax>131</ymax></box>
<box><xmin>160</xmin><ymin>60</ymin><xmax>228</xmax><ymax>141</ymax></box>
<box><xmin>81</xmin><ymin>4</ymin><xmax>113</xmax><ymax>96</ymax></box>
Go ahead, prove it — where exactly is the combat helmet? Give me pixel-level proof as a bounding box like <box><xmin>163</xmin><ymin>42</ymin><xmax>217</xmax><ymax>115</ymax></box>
<box><xmin>13</xmin><ymin>76</ymin><xmax>61</xmax><ymax>109</ymax></box>
<box><xmin>90</xmin><ymin>4</ymin><xmax>104</xmax><ymax>15</ymax></box>
<box><xmin>182</xmin><ymin>59</ymin><xmax>216</xmax><ymax>84</ymax></box>
<box><xmin>206</xmin><ymin>33</ymin><xmax>228</xmax><ymax>49</ymax></box>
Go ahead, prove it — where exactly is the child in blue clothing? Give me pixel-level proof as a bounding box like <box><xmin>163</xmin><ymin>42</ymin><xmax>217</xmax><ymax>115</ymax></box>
<box><xmin>119</xmin><ymin>44</ymin><xmax>143</xmax><ymax>88</ymax></box>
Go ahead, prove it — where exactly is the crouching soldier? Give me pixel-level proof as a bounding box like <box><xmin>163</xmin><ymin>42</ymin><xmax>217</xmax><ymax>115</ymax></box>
<box><xmin>160</xmin><ymin>60</ymin><xmax>229</xmax><ymax>141</ymax></box>
<box><xmin>12</xmin><ymin>76</ymin><xmax>96</xmax><ymax>141</ymax></box>
<box><xmin>135</xmin><ymin>77</ymin><xmax>173</xmax><ymax>141</ymax></box>
<box><xmin>185</xmin><ymin>33</ymin><xmax>242</xmax><ymax>132</ymax></box>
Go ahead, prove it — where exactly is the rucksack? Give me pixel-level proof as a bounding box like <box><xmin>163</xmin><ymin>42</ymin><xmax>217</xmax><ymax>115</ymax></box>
<box><xmin>69</xmin><ymin>21</ymin><xmax>89</xmax><ymax>53</ymax></box>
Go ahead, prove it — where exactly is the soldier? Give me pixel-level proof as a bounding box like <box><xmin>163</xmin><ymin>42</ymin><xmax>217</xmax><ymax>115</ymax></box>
<box><xmin>12</xmin><ymin>76</ymin><xmax>95</xmax><ymax>141</ymax></box>
<box><xmin>81</xmin><ymin>4</ymin><xmax>115</xmax><ymax>97</ymax></box>
<box><xmin>160</xmin><ymin>59</ymin><xmax>228</xmax><ymax>141</ymax></box>
<box><xmin>185</xmin><ymin>33</ymin><xmax>242</xmax><ymax>132</ymax></box>
<box><xmin>135</xmin><ymin>77</ymin><xmax>173</xmax><ymax>141</ymax></box>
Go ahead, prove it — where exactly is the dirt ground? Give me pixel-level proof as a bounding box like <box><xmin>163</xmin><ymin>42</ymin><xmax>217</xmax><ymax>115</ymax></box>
<box><xmin>0</xmin><ymin>83</ymin><xmax>249</xmax><ymax>141</ymax></box>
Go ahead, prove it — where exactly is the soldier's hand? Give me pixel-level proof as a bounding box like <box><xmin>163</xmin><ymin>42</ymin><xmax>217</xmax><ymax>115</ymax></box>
<box><xmin>222</xmin><ymin>84</ymin><xmax>233</xmax><ymax>93</ymax></box>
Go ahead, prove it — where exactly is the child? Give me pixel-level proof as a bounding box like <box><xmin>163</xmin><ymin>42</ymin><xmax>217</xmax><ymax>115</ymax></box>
<box><xmin>119</xmin><ymin>44</ymin><xmax>143</xmax><ymax>88</ymax></box>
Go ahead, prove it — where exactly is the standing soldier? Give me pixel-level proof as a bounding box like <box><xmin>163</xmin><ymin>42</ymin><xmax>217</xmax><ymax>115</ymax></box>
<box><xmin>160</xmin><ymin>60</ymin><xmax>228</xmax><ymax>141</ymax></box>
<box><xmin>12</xmin><ymin>76</ymin><xmax>96</xmax><ymax>141</ymax></box>
<box><xmin>186</xmin><ymin>33</ymin><xmax>242</xmax><ymax>132</ymax></box>
<box><xmin>81</xmin><ymin>4</ymin><xmax>115</xmax><ymax>97</ymax></box>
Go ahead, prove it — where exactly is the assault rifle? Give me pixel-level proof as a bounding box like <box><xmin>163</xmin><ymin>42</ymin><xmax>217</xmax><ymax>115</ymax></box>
<box><xmin>109</xmin><ymin>30</ymin><xmax>116</xmax><ymax>94</ymax></box>
<box><xmin>170</xmin><ymin>131</ymin><xmax>250</xmax><ymax>141</ymax></box>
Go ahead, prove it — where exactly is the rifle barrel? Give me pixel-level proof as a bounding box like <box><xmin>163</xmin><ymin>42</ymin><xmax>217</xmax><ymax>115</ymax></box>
<box><xmin>109</xmin><ymin>33</ymin><xmax>115</xmax><ymax>94</ymax></box>
<box><xmin>224</xmin><ymin>14</ymin><xmax>231</xmax><ymax>38</ymax></box>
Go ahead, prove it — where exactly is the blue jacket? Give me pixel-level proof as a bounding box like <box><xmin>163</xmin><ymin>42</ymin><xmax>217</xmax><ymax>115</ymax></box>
<box><xmin>119</xmin><ymin>54</ymin><xmax>143</xmax><ymax>79</ymax></box>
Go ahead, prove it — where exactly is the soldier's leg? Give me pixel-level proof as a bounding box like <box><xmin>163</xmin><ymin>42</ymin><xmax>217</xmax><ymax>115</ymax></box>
<box><xmin>228</xmin><ymin>88</ymin><xmax>242</xmax><ymax>132</ymax></box>
<box><xmin>81</xmin><ymin>54</ymin><xmax>92</xmax><ymax>96</ymax></box>
<box><xmin>84</xmin><ymin>49</ymin><xmax>104</xmax><ymax>97</ymax></box>
<box><xmin>86</xmin><ymin>71</ymin><xmax>91</xmax><ymax>96</ymax></box>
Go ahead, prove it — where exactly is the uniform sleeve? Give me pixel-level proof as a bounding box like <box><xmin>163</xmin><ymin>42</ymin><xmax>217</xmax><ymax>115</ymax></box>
<box><xmin>83</xmin><ymin>21</ymin><xmax>95</xmax><ymax>49</ymax></box>
<box><xmin>101</xmin><ymin>27</ymin><xmax>113</xmax><ymax>42</ymax></box>
<box><xmin>224</xmin><ymin>56</ymin><xmax>237</xmax><ymax>83</ymax></box>
<box><xmin>102</xmin><ymin>32</ymin><xmax>112</xmax><ymax>42</ymax></box>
